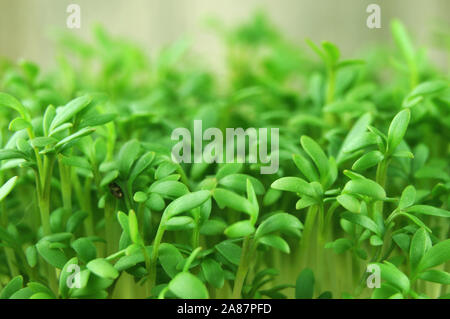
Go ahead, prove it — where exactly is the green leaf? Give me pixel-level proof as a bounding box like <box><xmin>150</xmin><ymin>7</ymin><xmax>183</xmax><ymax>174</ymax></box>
<box><xmin>295</xmin><ymin>268</ymin><xmax>314</xmax><ymax>299</ymax></box>
<box><xmin>41</xmin><ymin>232</ymin><xmax>72</xmax><ymax>243</ymax></box>
<box><xmin>0</xmin><ymin>276</ymin><xmax>23</xmax><ymax>299</ymax></box>
<box><xmin>300</xmin><ymin>136</ymin><xmax>329</xmax><ymax>180</ymax></box>
<box><xmin>43</xmin><ymin>105</ymin><xmax>56</xmax><ymax>136</ymax></box>
<box><xmin>200</xmin><ymin>219</ymin><xmax>227</xmax><ymax>236</ymax></box>
<box><xmin>26</xmin><ymin>245</ymin><xmax>38</xmax><ymax>268</ymax></box>
<box><xmin>158</xmin><ymin>243</ymin><xmax>184</xmax><ymax>278</ymax></box>
<box><xmin>36</xmin><ymin>240</ymin><xmax>68</xmax><ymax>269</ymax></box>
<box><xmin>0</xmin><ymin>176</ymin><xmax>18</xmax><ymax>202</ymax></box>
<box><xmin>255</xmin><ymin>213</ymin><xmax>303</xmax><ymax>239</ymax></box>
<box><xmin>80</xmin><ymin>113</ymin><xmax>116</xmax><ymax>128</ymax></box>
<box><xmin>128</xmin><ymin>210</ymin><xmax>142</xmax><ymax>245</ymax></box>
<box><xmin>100</xmin><ymin>170</ymin><xmax>119</xmax><ymax>188</ymax></box>
<box><xmin>133</xmin><ymin>192</ymin><xmax>148</xmax><ymax>203</ymax></box>
<box><xmin>219</xmin><ymin>173</ymin><xmax>265</xmax><ymax>195</ymax></box>
<box><xmin>55</xmin><ymin>127</ymin><xmax>96</xmax><ymax>149</ymax></box>
<box><xmin>9</xmin><ymin>117</ymin><xmax>31</xmax><ymax>131</ymax></box>
<box><xmin>343</xmin><ymin>178</ymin><xmax>386</xmax><ymax>201</ymax></box>
<box><xmin>370</xmin><ymin>235</ymin><xmax>384</xmax><ymax>246</ymax></box>
<box><xmin>129</xmin><ymin>151</ymin><xmax>155</xmax><ymax>183</ymax></box>
<box><xmin>66</xmin><ymin>210</ymin><xmax>88</xmax><ymax>233</ymax></box>
<box><xmin>149</xmin><ymin>180</ymin><xmax>189</xmax><ymax>198</ymax></box>
<box><xmin>295</xmin><ymin>196</ymin><xmax>317</xmax><ymax>210</ymax></box>
<box><xmin>337</xmin><ymin>194</ymin><xmax>360</xmax><ymax>213</ymax></box>
<box><xmin>213</xmin><ymin>188</ymin><xmax>254</xmax><ymax>216</ymax></box>
<box><xmin>410</xmin><ymin>228</ymin><xmax>429</xmax><ymax>273</ymax></box>
<box><xmin>9</xmin><ymin>287</ymin><xmax>33</xmax><ymax>299</ymax></box>
<box><xmin>373</xmin><ymin>262</ymin><xmax>410</xmax><ymax>293</ymax></box>
<box><xmin>48</xmin><ymin>123</ymin><xmax>73</xmax><ymax>137</ymax></box>
<box><xmin>147</xmin><ymin>193</ymin><xmax>165</xmax><ymax>211</ymax></box>
<box><xmin>345</xmin><ymin>133</ymin><xmax>379</xmax><ymax>156</ymax></box>
<box><xmin>215</xmin><ymin>163</ymin><xmax>243</xmax><ymax>180</ymax></box>
<box><xmin>164</xmin><ymin>190</ymin><xmax>211</xmax><ymax>219</ymax></box>
<box><xmin>405</xmin><ymin>205</ymin><xmax>450</xmax><ymax>218</ymax></box>
<box><xmin>321</xmin><ymin>41</ymin><xmax>340</xmax><ymax>64</ymax></box>
<box><xmin>155</xmin><ymin>161</ymin><xmax>178</xmax><ymax>180</ymax></box>
<box><xmin>263</xmin><ymin>188</ymin><xmax>282</xmax><ymax>206</ymax></box>
<box><xmin>118</xmin><ymin>140</ymin><xmax>141</xmax><ymax>178</ymax></box>
<box><xmin>292</xmin><ymin>153</ymin><xmax>319</xmax><ymax>182</ymax></box>
<box><xmin>409</xmin><ymin>80</ymin><xmax>449</xmax><ymax>97</ymax></box>
<box><xmin>352</xmin><ymin>151</ymin><xmax>383</xmax><ymax>171</ymax></box>
<box><xmin>418</xmin><ymin>270</ymin><xmax>450</xmax><ymax>285</ymax></box>
<box><xmin>305</xmin><ymin>38</ymin><xmax>326</xmax><ymax>62</ymax></box>
<box><xmin>0</xmin><ymin>93</ymin><xmax>29</xmax><ymax>119</ymax></box>
<box><xmin>399</xmin><ymin>185</ymin><xmax>416</xmax><ymax>209</ymax></box>
<box><xmin>30</xmin><ymin>292</ymin><xmax>54</xmax><ymax>299</ymax></box>
<box><xmin>396</xmin><ymin>212</ymin><xmax>431</xmax><ymax>233</ymax></box>
<box><xmin>215</xmin><ymin>241</ymin><xmax>241</xmax><ymax>266</ymax></box>
<box><xmin>418</xmin><ymin>239</ymin><xmax>450</xmax><ymax>271</ymax></box>
<box><xmin>341</xmin><ymin>212</ymin><xmax>380</xmax><ymax>235</ymax></box>
<box><xmin>224</xmin><ymin>220</ymin><xmax>255</xmax><ymax>238</ymax></box>
<box><xmin>337</xmin><ymin>113</ymin><xmax>372</xmax><ymax>164</ymax></box>
<box><xmin>31</xmin><ymin>136</ymin><xmax>58</xmax><ymax>148</ymax></box>
<box><xmin>50</xmin><ymin>94</ymin><xmax>92</xmax><ymax>132</ymax></box>
<box><xmin>393</xmin><ymin>233</ymin><xmax>411</xmax><ymax>253</ymax></box>
<box><xmin>387</xmin><ymin>109</ymin><xmax>410</xmax><ymax>154</ymax></box>
<box><xmin>165</xmin><ymin>216</ymin><xmax>195</xmax><ymax>231</ymax></box>
<box><xmin>201</xmin><ymin>259</ymin><xmax>225</xmax><ymax>289</ymax></box>
<box><xmin>271</xmin><ymin>177</ymin><xmax>315</xmax><ymax>198</ymax></box>
<box><xmin>168</xmin><ymin>272</ymin><xmax>209</xmax><ymax>299</ymax></box>
<box><xmin>71</xmin><ymin>238</ymin><xmax>97</xmax><ymax>263</ymax></box>
<box><xmin>87</xmin><ymin>258</ymin><xmax>119</xmax><ymax>280</ymax></box>
<box><xmin>0</xmin><ymin>149</ymin><xmax>27</xmax><ymax>161</ymax></box>
<box><xmin>259</xmin><ymin>235</ymin><xmax>290</xmax><ymax>253</ymax></box>
<box><xmin>28</xmin><ymin>282</ymin><xmax>55</xmax><ymax>298</ymax></box>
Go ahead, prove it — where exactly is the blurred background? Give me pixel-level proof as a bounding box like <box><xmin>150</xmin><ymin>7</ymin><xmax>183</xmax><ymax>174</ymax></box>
<box><xmin>0</xmin><ymin>0</ymin><xmax>449</xmax><ymax>70</ymax></box>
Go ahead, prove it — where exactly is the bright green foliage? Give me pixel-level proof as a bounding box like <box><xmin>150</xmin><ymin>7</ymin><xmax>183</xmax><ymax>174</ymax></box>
<box><xmin>0</xmin><ymin>14</ymin><xmax>448</xmax><ymax>300</ymax></box>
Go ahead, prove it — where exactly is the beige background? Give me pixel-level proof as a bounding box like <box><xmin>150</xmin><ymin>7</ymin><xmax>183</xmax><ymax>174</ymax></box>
<box><xmin>0</xmin><ymin>0</ymin><xmax>449</xmax><ymax>70</ymax></box>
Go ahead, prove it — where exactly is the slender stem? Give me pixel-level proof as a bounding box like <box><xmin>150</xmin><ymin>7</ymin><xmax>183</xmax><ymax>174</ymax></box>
<box><xmin>299</xmin><ymin>205</ymin><xmax>318</xmax><ymax>269</ymax></box>
<box><xmin>58</xmin><ymin>156</ymin><xmax>72</xmax><ymax>222</ymax></box>
<box><xmin>142</xmin><ymin>245</ymin><xmax>152</xmax><ymax>296</ymax></box>
<box><xmin>104</xmin><ymin>196</ymin><xmax>117</xmax><ymax>255</ymax></box>
<box><xmin>232</xmin><ymin>237</ymin><xmax>252</xmax><ymax>299</ymax></box>
<box><xmin>38</xmin><ymin>155</ymin><xmax>55</xmax><ymax>236</ymax></box>
<box><xmin>149</xmin><ymin>223</ymin><xmax>166</xmax><ymax>293</ymax></box>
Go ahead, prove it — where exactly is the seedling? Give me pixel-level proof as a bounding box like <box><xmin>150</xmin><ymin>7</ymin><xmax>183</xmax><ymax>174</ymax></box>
<box><xmin>0</xmin><ymin>14</ymin><xmax>448</xmax><ymax>299</ymax></box>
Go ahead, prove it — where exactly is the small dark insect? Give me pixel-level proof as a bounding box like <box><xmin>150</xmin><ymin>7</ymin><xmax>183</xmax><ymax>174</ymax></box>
<box><xmin>109</xmin><ymin>182</ymin><xmax>124</xmax><ymax>198</ymax></box>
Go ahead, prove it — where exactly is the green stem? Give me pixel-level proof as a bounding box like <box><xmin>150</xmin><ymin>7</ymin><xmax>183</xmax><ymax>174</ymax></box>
<box><xmin>149</xmin><ymin>223</ymin><xmax>166</xmax><ymax>293</ymax></box>
<box><xmin>232</xmin><ymin>237</ymin><xmax>252</xmax><ymax>299</ymax></box>
<box><xmin>299</xmin><ymin>206</ymin><xmax>318</xmax><ymax>269</ymax></box>
<box><xmin>142</xmin><ymin>245</ymin><xmax>152</xmax><ymax>296</ymax></box>
<box><xmin>104</xmin><ymin>196</ymin><xmax>117</xmax><ymax>256</ymax></box>
<box><xmin>58</xmin><ymin>156</ymin><xmax>72</xmax><ymax>220</ymax></box>
<box><xmin>38</xmin><ymin>155</ymin><xmax>55</xmax><ymax>236</ymax></box>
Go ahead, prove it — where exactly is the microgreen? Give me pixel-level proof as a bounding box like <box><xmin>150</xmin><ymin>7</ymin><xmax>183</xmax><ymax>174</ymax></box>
<box><xmin>0</xmin><ymin>14</ymin><xmax>448</xmax><ymax>299</ymax></box>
